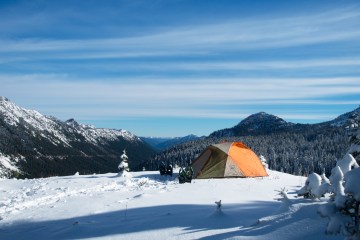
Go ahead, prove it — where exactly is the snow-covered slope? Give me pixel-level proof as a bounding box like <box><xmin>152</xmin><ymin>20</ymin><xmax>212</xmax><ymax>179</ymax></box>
<box><xmin>328</xmin><ymin>106</ymin><xmax>360</xmax><ymax>128</ymax></box>
<box><xmin>0</xmin><ymin>170</ymin><xmax>341</xmax><ymax>240</ymax></box>
<box><xmin>0</xmin><ymin>153</ymin><xmax>21</xmax><ymax>178</ymax></box>
<box><xmin>0</xmin><ymin>97</ymin><xmax>155</xmax><ymax>178</ymax></box>
<box><xmin>0</xmin><ymin>98</ymin><xmax>138</xmax><ymax>145</ymax></box>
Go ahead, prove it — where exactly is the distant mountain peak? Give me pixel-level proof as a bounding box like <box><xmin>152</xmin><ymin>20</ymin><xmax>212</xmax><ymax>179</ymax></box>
<box><xmin>65</xmin><ymin>118</ymin><xmax>80</xmax><ymax>128</ymax></box>
<box><xmin>210</xmin><ymin>111</ymin><xmax>290</xmax><ymax>137</ymax></box>
<box><xmin>237</xmin><ymin>111</ymin><xmax>287</xmax><ymax>127</ymax></box>
<box><xmin>0</xmin><ymin>96</ymin><xmax>9</xmax><ymax>102</ymax></box>
<box><xmin>243</xmin><ymin>111</ymin><xmax>284</xmax><ymax>120</ymax></box>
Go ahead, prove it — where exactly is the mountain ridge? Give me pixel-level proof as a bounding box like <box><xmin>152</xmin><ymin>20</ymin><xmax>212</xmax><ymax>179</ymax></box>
<box><xmin>0</xmin><ymin>97</ymin><xmax>155</xmax><ymax>178</ymax></box>
<box><xmin>141</xmin><ymin>134</ymin><xmax>200</xmax><ymax>151</ymax></box>
<box><xmin>210</xmin><ymin>107</ymin><xmax>360</xmax><ymax>138</ymax></box>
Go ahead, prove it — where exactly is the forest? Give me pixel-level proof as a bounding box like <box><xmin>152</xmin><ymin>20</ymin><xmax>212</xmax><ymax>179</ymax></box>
<box><xmin>145</xmin><ymin>127</ymin><xmax>352</xmax><ymax>177</ymax></box>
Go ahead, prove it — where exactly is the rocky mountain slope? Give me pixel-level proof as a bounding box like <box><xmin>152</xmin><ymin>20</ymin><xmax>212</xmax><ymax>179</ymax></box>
<box><xmin>0</xmin><ymin>97</ymin><xmax>155</xmax><ymax>178</ymax></box>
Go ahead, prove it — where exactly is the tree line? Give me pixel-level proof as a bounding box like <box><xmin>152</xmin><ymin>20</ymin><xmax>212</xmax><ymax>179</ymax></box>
<box><xmin>144</xmin><ymin>126</ymin><xmax>350</xmax><ymax>177</ymax></box>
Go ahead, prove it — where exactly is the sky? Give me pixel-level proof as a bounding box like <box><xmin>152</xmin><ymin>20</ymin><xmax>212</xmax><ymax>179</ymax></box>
<box><xmin>1</xmin><ymin>0</ymin><xmax>360</xmax><ymax>137</ymax></box>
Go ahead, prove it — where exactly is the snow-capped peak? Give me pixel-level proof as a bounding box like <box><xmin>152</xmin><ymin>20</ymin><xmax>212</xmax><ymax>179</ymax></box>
<box><xmin>0</xmin><ymin>97</ymin><xmax>139</xmax><ymax>143</ymax></box>
<box><xmin>0</xmin><ymin>96</ymin><xmax>10</xmax><ymax>102</ymax></box>
<box><xmin>0</xmin><ymin>97</ymin><xmax>73</xmax><ymax>146</ymax></box>
<box><xmin>0</xmin><ymin>97</ymin><xmax>153</xmax><ymax>178</ymax></box>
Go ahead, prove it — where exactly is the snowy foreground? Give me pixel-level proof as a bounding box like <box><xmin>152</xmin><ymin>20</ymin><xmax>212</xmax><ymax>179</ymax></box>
<box><xmin>0</xmin><ymin>170</ymin><xmax>341</xmax><ymax>240</ymax></box>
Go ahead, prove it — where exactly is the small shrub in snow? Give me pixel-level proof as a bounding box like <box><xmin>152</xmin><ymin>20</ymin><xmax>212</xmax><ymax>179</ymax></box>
<box><xmin>260</xmin><ymin>155</ymin><xmax>269</xmax><ymax>169</ymax></box>
<box><xmin>137</xmin><ymin>179</ymin><xmax>148</xmax><ymax>188</ymax></box>
<box><xmin>215</xmin><ymin>200</ymin><xmax>222</xmax><ymax>209</ymax></box>
<box><xmin>275</xmin><ymin>188</ymin><xmax>290</xmax><ymax>202</ymax></box>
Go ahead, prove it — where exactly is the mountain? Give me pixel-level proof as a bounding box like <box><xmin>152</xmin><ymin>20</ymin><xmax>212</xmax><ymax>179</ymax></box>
<box><xmin>210</xmin><ymin>112</ymin><xmax>294</xmax><ymax>137</ymax></box>
<box><xmin>327</xmin><ymin>106</ymin><xmax>360</xmax><ymax>128</ymax></box>
<box><xmin>0</xmin><ymin>97</ymin><xmax>156</xmax><ymax>178</ymax></box>
<box><xmin>211</xmin><ymin>107</ymin><xmax>360</xmax><ymax>138</ymax></box>
<box><xmin>150</xmin><ymin>106</ymin><xmax>360</xmax><ymax>176</ymax></box>
<box><xmin>141</xmin><ymin>134</ymin><xmax>200</xmax><ymax>151</ymax></box>
<box><xmin>140</xmin><ymin>137</ymin><xmax>172</xmax><ymax>150</ymax></box>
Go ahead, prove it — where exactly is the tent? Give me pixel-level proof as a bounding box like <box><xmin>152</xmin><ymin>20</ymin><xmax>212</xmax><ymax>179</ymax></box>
<box><xmin>191</xmin><ymin>142</ymin><xmax>268</xmax><ymax>178</ymax></box>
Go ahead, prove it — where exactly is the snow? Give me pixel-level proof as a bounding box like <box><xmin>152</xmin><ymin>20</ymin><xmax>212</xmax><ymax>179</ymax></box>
<box><xmin>0</xmin><ymin>154</ymin><xmax>20</xmax><ymax>178</ymax></box>
<box><xmin>0</xmin><ymin>170</ymin><xmax>342</xmax><ymax>240</ymax></box>
<box><xmin>344</xmin><ymin>167</ymin><xmax>360</xmax><ymax>201</ymax></box>
<box><xmin>297</xmin><ymin>172</ymin><xmax>327</xmax><ymax>198</ymax></box>
<box><xmin>0</xmin><ymin>154</ymin><xmax>19</xmax><ymax>172</ymax></box>
<box><xmin>0</xmin><ymin>97</ymin><xmax>72</xmax><ymax>146</ymax></box>
<box><xmin>318</xmin><ymin>202</ymin><xmax>351</xmax><ymax>235</ymax></box>
<box><xmin>335</xmin><ymin>154</ymin><xmax>359</xmax><ymax>175</ymax></box>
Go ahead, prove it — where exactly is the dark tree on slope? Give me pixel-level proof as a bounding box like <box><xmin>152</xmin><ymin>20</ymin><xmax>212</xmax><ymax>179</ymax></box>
<box><xmin>348</xmin><ymin>120</ymin><xmax>360</xmax><ymax>161</ymax></box>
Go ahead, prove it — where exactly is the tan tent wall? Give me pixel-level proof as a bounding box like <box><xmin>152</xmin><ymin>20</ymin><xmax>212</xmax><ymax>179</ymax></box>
<box><xmin>224</xmin><ymin>156</ymin><xmax>244</xmax><ymax>177</ymax></box>
<box><xmin>212</xmin><ymin>142</ymin><xmax>232</xmax><ymax>153</ymax></box>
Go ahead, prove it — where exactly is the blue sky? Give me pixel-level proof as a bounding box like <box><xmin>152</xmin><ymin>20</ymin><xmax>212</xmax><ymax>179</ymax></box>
<box><xmin>1</xmin><ymin>0</ymin><xmax>360</xmax><ymax>137</ymax></box>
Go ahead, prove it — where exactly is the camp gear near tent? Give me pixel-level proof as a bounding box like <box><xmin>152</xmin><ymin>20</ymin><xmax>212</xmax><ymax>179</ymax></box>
<box><xmin>159</xmin><ymin>162</ymin><xmax>173</xmax><ymax>176</ymax></box>
<box><xmin>178</xmin><ymin>166</ymin><xmax>194</xmax><ymax>184</ymax></box>
<box><xmin>191</xmin><ymin>142</ymin><xmax>268</xmax><ymax>178</ymax></box>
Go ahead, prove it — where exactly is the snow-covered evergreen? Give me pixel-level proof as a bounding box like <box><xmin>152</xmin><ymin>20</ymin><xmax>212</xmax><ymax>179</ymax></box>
<box><xmin>118</xmin><ymin>149</ymin><xmax>131</xmax><ymax>177</ymax></box>
<box><xmin>299</xmin><ymin>122</ymin><xmax>360</xmax><ymax>239</ymax></box>
<box><xmin>297</xmin><ymin>172</ymin><xmax>328</xmax><ymax>199</ymax></box>
<box><xmin>348</xmin><ymin>124</ymin><xmax>360</xmax><ymax>161</ymax></box>
<box><xmin>318</xmin><ymin>161</ymin><xmax>360</xmax><ymax>238</ymax></box>
<box><xmin>260</xmin><ymin>155</ymin><xmax>269</xmax><ymax>169</ymax></box>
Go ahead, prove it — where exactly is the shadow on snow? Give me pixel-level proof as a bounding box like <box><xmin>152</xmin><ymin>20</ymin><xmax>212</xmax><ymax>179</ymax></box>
<box><xmin>0</xmin><ymin>201</ymin><xmax>279</xmax><ymax>240</ymax></box>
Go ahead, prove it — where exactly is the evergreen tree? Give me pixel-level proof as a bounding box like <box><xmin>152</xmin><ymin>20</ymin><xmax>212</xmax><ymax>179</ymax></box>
<box><xmin>118</xmin><ymin>149</ymin><xmax>129</xmax><ymax>173</ymax></box>
<box><xmin>348</xmin><ymin>120</ymin><xmax>360</xmax><ymax>161</ymax></box>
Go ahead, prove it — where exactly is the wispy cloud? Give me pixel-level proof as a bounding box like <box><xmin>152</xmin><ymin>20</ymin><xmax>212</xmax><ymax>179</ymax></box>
<box><xmin>1</xmin><ymin>7</ymin><xmax>360</xmax><ymax>58</ymax></box>
<box><xmin>1</xmin><ymin>74</ymin><xmax>359</xmax><ymax>120</ymax></box>
<box><xmin>1</xmin><ymin>3</ymin><xmax>359</xmax><ymax>135</ymax></box>
<box><xmin>56</xmin><ymin>58</ymin><xmax>360</xmax><ymax>72</ymax></box>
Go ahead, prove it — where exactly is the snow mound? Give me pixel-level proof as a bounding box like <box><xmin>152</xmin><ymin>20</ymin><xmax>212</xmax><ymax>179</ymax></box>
<box><xmin>344</xmin><ymin>167</ymin><xmax>360</xmax><ymax>201</ymax></box>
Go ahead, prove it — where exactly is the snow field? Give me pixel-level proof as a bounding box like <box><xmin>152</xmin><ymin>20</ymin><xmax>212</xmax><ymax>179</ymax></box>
<box><xmin>0</xmin><ymin>170</ymin><xmax>341</xmax><ymax>240</ymax></box>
